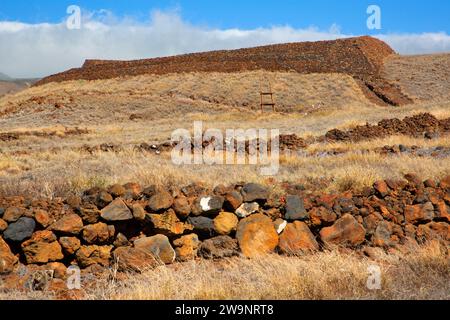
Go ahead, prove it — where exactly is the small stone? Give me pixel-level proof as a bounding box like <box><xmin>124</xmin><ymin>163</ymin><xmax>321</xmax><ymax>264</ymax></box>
<box><xmin>236</xmin><ymin>214</ymin><xmax>279</xmax><ymax>258</ymax></box>
<box><xmin>131</xmin><ymin>203</ymin><xmax>146</xmax><ymax>221</ymax></box>
<box><xmin>224</xmin><ymin>191</ymin><xmax>243</xmax><ymax>211</ymax></box>
<box><xmin>373</xmin><ymin>180</ymin><xmax>389</xmax><ymax>198</ymax></box>
<box><xmin>0</xmin><ymin>236</ymin><xmax>18</xmax><ymax>274</ymax></box>
<box><xmin>134</xmin><ymin>235</ymin><xmax>176</xmax><ymax>264</ymax></box>
<box><xmin>0</xmin><ymin>219</ymin><xmax>7</xmax><ymax>232</ymax></box>
<box><xmin>147</xmin><ymin>210</ymin><xmax>193</xmax><ymax>237</ymax></box>
<box><xmin>319</xmin><ymin>214</ymin><xmax>366</xmax><ymax>247</ymax></box>
<box><xmin>45</xmin><ymin>262</ymin><xmax>67</xmax><ymax>280</ymax></box>
<box><xmin>96</xmin><ymin>191</ymin><xmax>113</xmax><ymax>208</ymax></box>
<box><xmin>235</xmin><ymin>202</ymin><xmax>259</xmax><ymax>218</ymax></box>
<box><xmin>50</xmin><ymin>214</ymin><xmax>83</xmax><ymax>235</ymax></box>
<box><xmin>113</xmin><ymin>247</ymin><xmax>158</xmax><ymax>272</ymax></box>
<box><xmin>285</xmin><ymin>195</ymin><xmax>308</xmax><ymax>220</ymax></box>
<box><xmin>100</xmin><ymin>198</ymin><xmax>133</xmax><ymax>221</ymax></box>
<box><xmin>34</xmin><ymin>210</ymin><xmax>50</xmax><ymax>228</ymax></box>
<box><xmin>241</xmin><ymin>183</ymin><xmax>269</xmax><ymax>202</ymax></box>
<box><xmin>173</xmin><ymin>196</ymin><xmax>191</xmax><ymax>217</ymax></box>
<box><xmin>439</xmin><ymin>176</ymin><xmax>450</xmax><ymax>189</ymax></box>
<box><xmin>214</xmin><ymin>212</ymin><xmax>238</xmax><ymax>235</ymax></box>
<box><xmin>199</xmin><ymin>235</ymin><xmax>239</xmax><ymax>259</ymax></box>
<box><xmin>279</xmin><ymin>221</ymin><xmax>319</xmax><ymax>254</ymax></box>
<box><xmin>3</xmin><ymin>207</ymin><xmax>24</xmax><ymax>223</ymax></box>
<box><xmin>3</xmin><ymin>217</ymin><xmax>36</xmax><ymax>242</ymax></box>
<box><xmin>187</xmin><ymin>216</ymin><xmax>214</xmax><ymax>235</ymax></box>
<box><xmin>123</xmin><ymin>182</ymin><xmax>142</xmax><ymax>198</ymax></box>
<box><xmin>192</xmin><ymin>196</ymin><xmax>224</xmax><ymax>216</ymax></box>
<box><xmin>373</xmin><ymin>221</ymin><xmax>395</xmax><ymax>247</ymax></box>
<box><xmin>76</xmin><ymin>245</ymin><xmax>112</xmax><ymax>268</ymax></box>
<box><xmin>309</xmin><ymin>206</ymin><xmax>337</xmax><ymax>226</ymax></box>
<box><xmin>173</xmin><ymin>234</ymin><xmax>201</xmax><ymax>262</ymax></box>
<box><xmin>148</xmin><ymin>189</ymin><xmax>174</xmax><ymax>212</ymax></box>
<box><xmin>58</xmin><ymin>237</ymin><xmax>81</xmax><ymax>255</ymax></box>
<box><xmin>113</xmin><ymin>233</ymin><xmax>129</xmax><ymax>248</ymax></box>
<box><xmin>273</xmin><ymin>219</ymin><xmax>287</xmax><ymax>234</ymax></box>
<box><xmin>77</xmin><ymin>204</ymin><xmax>100</xmax><ymax>224</ymax></box>
<box><xmin>108</xmin><ymin>184</ymin><xmax>126</xmax><ymax>197</ymax></box>
<box><xmin>82</xmin><ymin>222</ymin><xmax>113</xmax><ymax>244</ymax></box>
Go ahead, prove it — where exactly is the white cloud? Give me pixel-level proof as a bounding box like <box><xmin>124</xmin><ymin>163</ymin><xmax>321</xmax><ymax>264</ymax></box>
<box><xmin>0</xmin><ymin>10</ymin><xmax>449</xmax><ymax>78</ymax></box>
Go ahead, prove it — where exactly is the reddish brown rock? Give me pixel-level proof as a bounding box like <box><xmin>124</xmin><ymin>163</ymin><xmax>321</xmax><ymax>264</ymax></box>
<box><xmin>96</xmin><ymin>191</ymin><xmax>113</xmax><ymax>208</ymax></box>
<box><xmin>45</xmin><ymin>262</ymin><xmax>67</xmax><ymax>280</ymax></box>
<box><xmin>77</xmin><ymin>204</ymin><xmax>100</xmax><ymax>224</ymax></box>
<box><xmin>21</xmin><ymin>231</ymin><xmax>64</xmax><ymax>264</ymax></box>
<box><xmin>0</xmin><ymin>236</ymin><xmax>18</xmax><ymax>274</ymax></box>
<box><xmin>172</xmin><ymin>196</ymin><xmax>191</xmax><ymax>218</ymax></box>
<box><xmin>373</xmin><ymin>221</ymin><xmax>395</xmax><ymax>247</ymax></box>
<box><xmin>404</xmin><ymin>202</ymin><xmax>434</xmax><ymax>224</ymax></box>
<box><xmin>320</xmin><ymin>214</ymin><xmax>366</xmax><ymax>247</ymax></box>
<box><xmin>439</xmin><ymin>176</ymin><xmax>450</xmax><ymax>189</ymax></box>
<box><xmin>435</xmin><ymin>201</ymin><xmax>450</xmax><ymax>222</ymax></box>
<box><xmin>34</xmin><ymin>209</ymin><xmax>50</xmax><ymax>228</ymax></box>
<box><xmin>59</xmin><ymin>237</ymin><xmax>81</xmax><ymax>255</ymax></box>
<box><xmin>75</xmin><ymin>245</ymin><xmax>112</xmax><ymax>268</ymax></box>
<box><xmin>236</xmin><ymin>213</ymin><xmax>279</xmax><ymax>258</ymax></box>
<box><xmin>309</xmin><ymin>206</ymin><xmax>337</xmax><ymax>226</ymax></box>
<box><xmin>123</xmin><ymin>182</ymin><xmax>142</xmax><ymax>198</ymax></box>
<box><xmin>224</xmin><ymin>191</ymin><xmax>243</xmax><ymax>211</ymax></box>
<box><xmin>147</xmin><ymin>210</ymin><xmax>193</xmax><ymax>237</ymax></box>
<box><xmin>0</xmin><ymin>218</ymin><xmax>7</xmax><ymax>232</ymax></box>
<box><xmin>148</xmin><ymin>189</ymin><xmax>173</xmax><ymax>212</ymax></box>
<box><xmin>100</xmin><ymin>198</ymin><xmax>133</xmax><ymax>221</ymax></box>
<box><xmin>82</xmin><ymin>222</ymin><xmax>113</xmax><ymax>244</ymax></box>
<box><xmin>113</xmin><ymin>246</ymin><xmax>159</xmax><ymax>272</ymax></box>
<box><xmin>214</xmin><ymin>212</ymin><xmax>238</xmax><ymax>235</ymax></box>
<box><xmin>173</xmin><ymin>234</ymin><xmax>201</xmax><ymax>261</ymax></box>
<box><xmin>416</xmin><ymin>222</ymin><xmax>450</xmax><ymax>242</ymax></box>
<box><xmin>279</xmin><ymin>221</ymin><xmax>319</xmax><ymax>254</ymax></box>
<box><xmin>50</xmin><ymin>214</ymin><xmax>84</xmax><ymax>235</ymax></box>
<box><xmin>134</xmin><ymin>234</ymin><xmax>176</xmax><ymax>264</ymax></box>
<box><xmin>3</xmin><ymin>207</ymin><xmax>24</xmax><ymax>223</ymax></box>
<box><xmin>373</xmin><ymin>180</ymin><xmax>389</xmax><ymax>197</ymax></box>
<box><xmin>199</xmin><ymin>235</ymin><xmax>239</xmax><ymax>259</ymax></box>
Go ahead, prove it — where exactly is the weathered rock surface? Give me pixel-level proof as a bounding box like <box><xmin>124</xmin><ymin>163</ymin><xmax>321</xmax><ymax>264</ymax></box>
<box><xmin>236</xmin><ymin>214</ymin><xmax>279</xmax><ymax>257</ymax></box>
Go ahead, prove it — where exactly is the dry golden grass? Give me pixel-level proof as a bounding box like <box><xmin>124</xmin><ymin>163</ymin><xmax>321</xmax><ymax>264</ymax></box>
<box><xmin>1</xmin><ymin>242</ymin><xmax>448</xmax><ymax>300</ymax></box>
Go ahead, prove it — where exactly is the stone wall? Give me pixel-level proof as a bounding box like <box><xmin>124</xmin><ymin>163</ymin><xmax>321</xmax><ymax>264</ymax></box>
<box><xmin>1</xmin><ymin>174</ymin><xmax>449</xmax><ymax>275</ymax></box>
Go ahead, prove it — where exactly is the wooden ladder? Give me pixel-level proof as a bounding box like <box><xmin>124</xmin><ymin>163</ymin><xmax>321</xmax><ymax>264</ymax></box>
<box><xmin>260</xmin><ymin>80</ymin><xmax>276</xmax><ymax>112</ymax></box>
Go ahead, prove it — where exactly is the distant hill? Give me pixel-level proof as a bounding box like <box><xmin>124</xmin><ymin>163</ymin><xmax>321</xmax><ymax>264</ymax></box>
<box><xmin>0</xmin><ymin>72</ymin><xmax>12</xmax><ymax>81</ymax></box>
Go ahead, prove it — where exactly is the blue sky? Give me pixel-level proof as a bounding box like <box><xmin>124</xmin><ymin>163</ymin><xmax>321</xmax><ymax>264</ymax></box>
<box><xmin>1</xmin><ymin>1</ymin><xmax>450</xmax><ymax>78</ymax></box>
<box><xmin>1</xmin><ymin>0</ymin><xmax>449</xmax><ymax>34</ymax></box>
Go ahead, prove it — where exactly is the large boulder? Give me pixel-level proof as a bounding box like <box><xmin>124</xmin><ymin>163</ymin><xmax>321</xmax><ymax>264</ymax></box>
<box><xmin>0</xmin><ymin>237</ymin><xmax>18</xmax><ymax>274</ymax></box>
<box><xmin>279</xmin><ymin>221</ymin><xmax>319</xmax><ymax>254</ymax></box>
<box><xmin>50</xmin><ymin>214</ymin><xmax>83</xmax><ymax>235</ymax></box>
<box><xmin>199</xmin><ymin>235</ymin><xmax>239</xmax><ymax>259</ymax></box>
<box><xmin>236</xmin><ymin>214</ymin><xmax>279</xmax><ymax>258</ymax></box>
<box><xmin>214</xmin><ymin>212</ymin><xmax>238</xmax><ymax>235</ymax></box>
<box><xmin>100</xmin><ymin>198</ymin><xmax>133</xmax><ymax>221</ymax></box>
<box><xmin>241</xmin><ymin>183</ymin><xmax>269</xmax><ymax>202</ymax></box>
<box><xmin>3</xmin><ymin>217</ymin><xmax>36</xmax><ymax>242</ymax></box>
<box><xmin>21</xmin><ymin>231</ymin><xmax>64</xmax><ymax>264</ymax></box>
<box><xmin>284</xmin><ymin>195</ymin><xmax>308</xmax><ymax>221</ymax></box>
<box><xmin>173</xmin><ymin>234</ymin><xmax>201</xmax><ymax>262</ymax></box>
<box><xmin>75</xmin><ymin>245</ymin><xmax>112</xmax><ymax>268</ymax></box>
<box><xmin>320</xmin><ymin>214</ymin><xmax>366</xmax><ymax>247</ymax></box>
<box><xmin>147</xmin><ymin>210</ymin><xmax>193</xmax><ymax>237</ymax></box>
<box><xmin>134</xmin><ymin>234</ymin><xmax>176</xmax><ymax>264</ymax></box>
